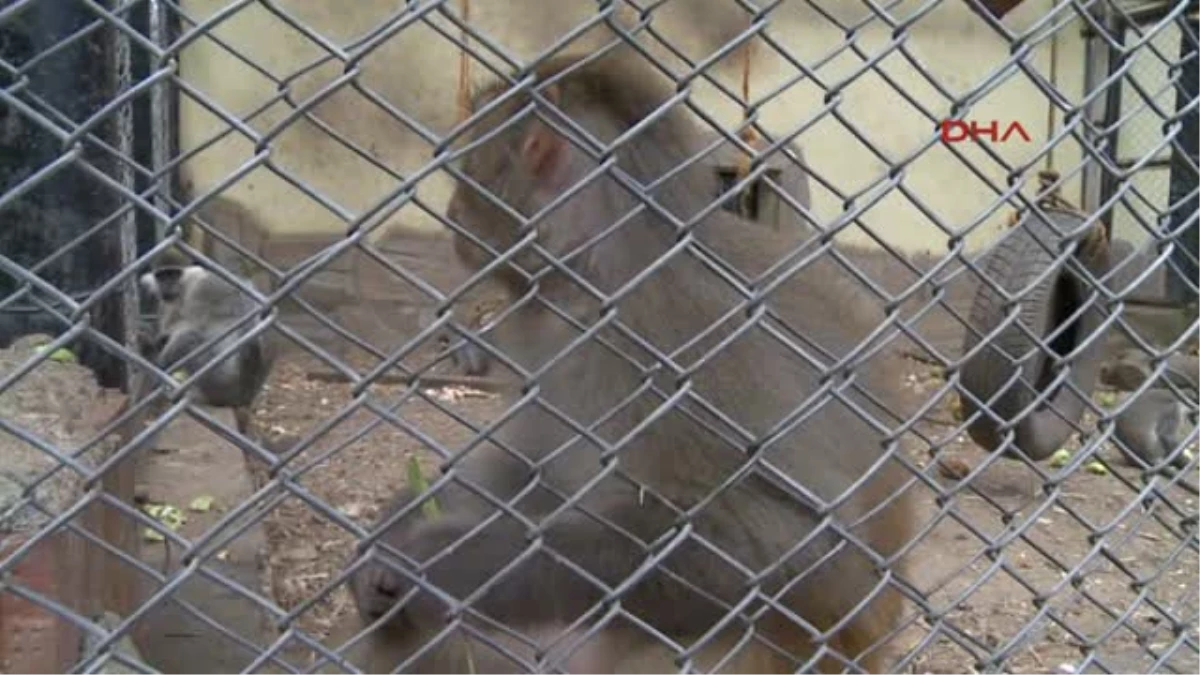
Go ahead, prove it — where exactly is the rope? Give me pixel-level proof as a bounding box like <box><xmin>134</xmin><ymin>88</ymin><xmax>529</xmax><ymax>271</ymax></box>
<box><xmin>735</xmin><ymin>27</ymin><xmax>763</xmax><ymax>217</ymax></box>
<box><xmin>1005</xmin><ymin>169</ymin><xmax>1108</xmax><ymax>262</ymax></box>
<box><xmin>737</xmin><ymin>34</ymin><xmax>760</xmax><ymax>182</ymax></box>
<box><xmin>1006</xmin><ymin>169</ymin><xmax>1088</xmax><ymax>227</ymax></box>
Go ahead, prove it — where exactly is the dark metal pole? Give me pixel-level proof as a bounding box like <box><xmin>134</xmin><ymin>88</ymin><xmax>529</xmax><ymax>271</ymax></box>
<box><xmin>1166</xmin><ymin>15</ymin><xmax>1199</xmax><ymax>308</ymax></box>
<box><xmin>0</xmin><ymin>0</ymin><xmax>136</xmax><ymax>388</ymax></box>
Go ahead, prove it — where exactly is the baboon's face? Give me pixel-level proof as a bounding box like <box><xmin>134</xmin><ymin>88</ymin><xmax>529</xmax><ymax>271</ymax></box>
<box><xmin>139</xmin><ymin>266</ymin><xmax>188</xmax><ymax>336</ymax></box>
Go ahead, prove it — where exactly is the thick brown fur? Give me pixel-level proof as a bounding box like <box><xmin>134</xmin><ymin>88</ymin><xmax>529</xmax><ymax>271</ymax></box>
<box><xmin>349</xmin><ymin>48</ymin><xmax>917</xmax><ymax>674</ymax></box>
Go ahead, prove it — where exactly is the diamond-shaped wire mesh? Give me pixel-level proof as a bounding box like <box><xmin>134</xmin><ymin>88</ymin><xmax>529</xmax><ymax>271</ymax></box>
<box><xmin>0</xmin><ymin>1</ymin><xmax>1196</xmax><ymax>673</ymax></box>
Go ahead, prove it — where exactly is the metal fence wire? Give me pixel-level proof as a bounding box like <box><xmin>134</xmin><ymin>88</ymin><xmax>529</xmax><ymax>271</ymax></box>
<box><xmin>0</xmin><ymin>0</ymin><xmax>1197</xmax><ymax>673</ymax></box>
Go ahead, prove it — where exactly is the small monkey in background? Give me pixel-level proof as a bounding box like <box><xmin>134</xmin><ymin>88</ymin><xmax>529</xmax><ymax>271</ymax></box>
<box><xmin>1112</xmin><ymin>389</ymin><xmax>1199</xmax><ymax>493</ymax></box>
<box><xmin>348</xmin><ymin>49</ymin><xmax>917</xmax><ymax>673</ymax></box>
<box><xmin>138</xmin><ymin>263</ymin><xmax>275</xmax><ymax>441</ymax></box>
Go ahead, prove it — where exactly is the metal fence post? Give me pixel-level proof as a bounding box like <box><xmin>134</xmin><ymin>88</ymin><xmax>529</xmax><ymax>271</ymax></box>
<box><xmin>1166</xmin><ymin>14</ymin><xmax>1198</xmax><ymax>308</ymax></box>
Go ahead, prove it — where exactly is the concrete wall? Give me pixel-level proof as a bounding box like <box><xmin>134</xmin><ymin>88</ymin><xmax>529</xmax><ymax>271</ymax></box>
<box><xmin>177</xmin><ymin>0</ymin><xmax>1088</xmax><ymax>254</ymax></box>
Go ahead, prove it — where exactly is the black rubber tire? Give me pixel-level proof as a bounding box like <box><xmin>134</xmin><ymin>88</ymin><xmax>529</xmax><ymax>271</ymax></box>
<box><xmin>1104</xmin><ymin>237</ymin><xmax>1142</xmax><ymax>297</ymax></box>
<box><xmin>1107</xmin><ymin>237</ymin><xmax>1135</xmax><ymax>266</ymax></box>
<box><xmin>959</xmin><ymin>209</ymin><xmax>1114</xmax><ymax>461</ymax></box>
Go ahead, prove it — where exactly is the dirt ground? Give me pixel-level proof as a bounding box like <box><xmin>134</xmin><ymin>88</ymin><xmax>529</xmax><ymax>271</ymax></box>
<box><xmin>249</xmin><ymin>347</ymin><xmax>1199</xmax><ymax>674</ymax></box>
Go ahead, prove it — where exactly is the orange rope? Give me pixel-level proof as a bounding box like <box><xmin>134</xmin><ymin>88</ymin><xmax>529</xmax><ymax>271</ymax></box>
<box><xmin>735</xmin><ymin>26</ymin><xmax>761</xmax><ymax>220</ymax></box>
<box><xmin>737</xmin><ymin>31</ymin><xmax>760</xmax><ymax>182</ymax></box>
<box><xmin>456</xmin><ymin>0</ymin><xmax>472</xmax><ymax>124</ymax></box>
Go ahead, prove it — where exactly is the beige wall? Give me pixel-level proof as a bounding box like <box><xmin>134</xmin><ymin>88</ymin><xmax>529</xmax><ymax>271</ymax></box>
<box><xmin>178</xmin><ymin>0</ymin><xmax>1088</xmax><ymax>254</ymax></box>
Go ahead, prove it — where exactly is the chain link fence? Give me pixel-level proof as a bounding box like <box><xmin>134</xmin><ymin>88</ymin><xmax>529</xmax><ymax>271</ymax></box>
<box><xmin>0</xmin><ymin>0</ymin><xmax>1197</xmax><ymax>673</ymax></box>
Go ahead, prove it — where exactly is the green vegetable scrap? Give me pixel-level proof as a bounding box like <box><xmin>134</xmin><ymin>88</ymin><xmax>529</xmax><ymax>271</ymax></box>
<box><xmin>1049</xmin><ymin>448</ymin><xmax>1072</xmax><ymax>469</ymax></box>
<box><xmin>949</xmin><ymin>395</ymin><xmax>964</xmax><ymax>421</ymax></box>
<box><xmin>35</xmin><ymin>344</ymin><xmax>78</xmax><ymax>364</ymax></box>
<box><xmin>188</xmin><ymin>495</ymin><xmax>215</xmax><ymax>513</ymax></box>
<box><xmin>406</xmin><ymin>455</ymin><xmax>441</xmax><ymax>519</ymax></box>
<box><xmin>143</xmin><ymin>503</ymin><xmax>186</xmax><ymax>530</ymax></box>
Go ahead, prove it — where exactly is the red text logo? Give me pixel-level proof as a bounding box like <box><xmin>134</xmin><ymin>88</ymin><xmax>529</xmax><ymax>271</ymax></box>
<box><xmin>940</xmin><ymin>120</ymin><xmax>1032</xmax><ymax>144</ymax></box>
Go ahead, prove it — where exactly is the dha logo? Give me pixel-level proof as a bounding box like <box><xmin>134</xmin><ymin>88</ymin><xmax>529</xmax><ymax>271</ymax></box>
<box><xmin>941</xmin><ymin>120</ymin><xmax>1032</xmax><ymax>144</ymax></box>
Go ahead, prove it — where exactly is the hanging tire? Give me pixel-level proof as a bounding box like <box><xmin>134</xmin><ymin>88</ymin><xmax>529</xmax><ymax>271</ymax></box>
<box><xmin>959</xmin><ymin>208</ymin><xmax>1115</xmax><ymax>461</ymax></box>
<box><xmin>1104</xmin><ymin>237</ymin><xmax>1143</xmax><ymax>297</ymax></box>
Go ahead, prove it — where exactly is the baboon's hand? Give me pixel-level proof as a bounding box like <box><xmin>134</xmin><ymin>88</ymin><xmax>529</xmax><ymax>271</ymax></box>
<box><xmin>349</xmin><ymin>513</ymin><xmax>527</xmax><ymax>631</ymax></box>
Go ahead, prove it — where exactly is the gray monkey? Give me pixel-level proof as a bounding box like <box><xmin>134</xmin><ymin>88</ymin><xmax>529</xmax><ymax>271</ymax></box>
<box><xmin>138</xmin><ymin>264</ymin><xmax>275</xmax><ymax>439</ymax></box>
<box><xmin>1104</xmin><ymin>386</ymin><xmax>1200</xmax><ymax>492</ymax></box>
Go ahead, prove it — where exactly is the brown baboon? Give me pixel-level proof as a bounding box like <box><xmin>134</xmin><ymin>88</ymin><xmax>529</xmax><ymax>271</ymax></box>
<box><xmin>349</xmin><ymin>49</ymin><xmax>917</xmax><ymax>674</ymax></box>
